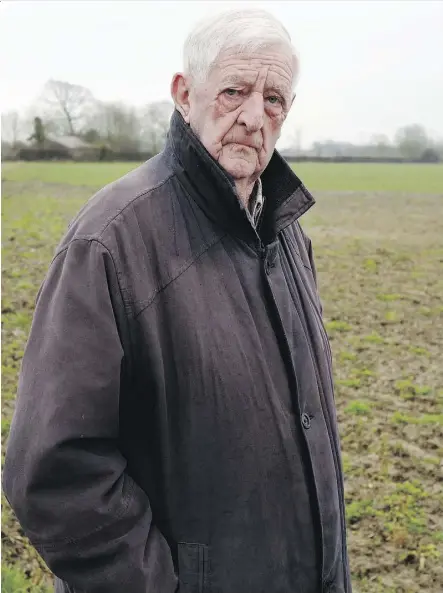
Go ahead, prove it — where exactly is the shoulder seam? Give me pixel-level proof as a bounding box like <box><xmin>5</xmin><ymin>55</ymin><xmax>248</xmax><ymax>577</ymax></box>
<box><xmin>52</xmin><ymin>168</ymin><xmax>175</xmax><ymax>257</ymax></box>
<box><xmin>71</xmin><ymin>171</ymin><xmax>175</xmax><ymax>241</ymax></box>
<box><xmin>134</xmin><ymin>233</ymin><xmax>227</xmax><ymax>320</ymax></box>
<box><xmin>54</xmin><ymin>233</ymin><xmax>227</xmax><ymax>322</ymax></box>
<box><xmin>98</xmin><ymin>171</ymin><xmax>175</xmax><ymax>239</ymax></box>
<box><xmin>52</xmin><ymin>237</ymin><xmax>134</xmax><ymax>318</ymax></box>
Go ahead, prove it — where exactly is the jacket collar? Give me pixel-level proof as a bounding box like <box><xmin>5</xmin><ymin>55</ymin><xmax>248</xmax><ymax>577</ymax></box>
<box><xmin>167</xmin><ymin>110</ymin><xmax>315</xmax><ymax>247</ymax></box>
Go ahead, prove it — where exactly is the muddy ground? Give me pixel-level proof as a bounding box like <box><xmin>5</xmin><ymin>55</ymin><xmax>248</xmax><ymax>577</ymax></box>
<box><xmin>2</xmin><ymin>174</ymin><xmax>442</xmax><ymax>592</ymax></box>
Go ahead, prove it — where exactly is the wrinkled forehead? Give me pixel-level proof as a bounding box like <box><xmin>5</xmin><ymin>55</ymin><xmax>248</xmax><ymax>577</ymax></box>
<box><xmin>209</xmin><ymin>46</ymin><xmax>294</xmax><ymax>96</ymax></box>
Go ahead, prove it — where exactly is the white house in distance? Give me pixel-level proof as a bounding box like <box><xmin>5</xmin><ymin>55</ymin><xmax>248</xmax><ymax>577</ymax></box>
<box><xmin>1</xmin><ymin>134</ymin><xmax>100</xmax><ymax>161</ymax></box>
<box><xmin>43</xmin><ymin>134</ymin><xmax>99</xmax><ymax>160</ymax></box>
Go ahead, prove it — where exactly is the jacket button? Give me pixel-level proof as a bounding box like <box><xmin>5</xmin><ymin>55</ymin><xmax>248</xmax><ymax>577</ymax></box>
<box><xmin>301</xmin><ymin>413</ymin><xmax>311</xmax><ymax>429</ymax></box>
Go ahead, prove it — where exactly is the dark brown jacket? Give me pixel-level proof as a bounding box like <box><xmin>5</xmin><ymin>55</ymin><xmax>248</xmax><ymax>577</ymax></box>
<box><xmin>3</xmin><ymin>111</ymin><xmax>351</xmax><ymax>593</ymax></box>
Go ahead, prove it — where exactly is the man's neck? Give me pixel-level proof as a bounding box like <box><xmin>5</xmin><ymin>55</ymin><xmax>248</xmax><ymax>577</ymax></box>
<box><xmin>235</xmin><ymin>178</ymin><xmax>257</xmax><ymax>207</ymax></box>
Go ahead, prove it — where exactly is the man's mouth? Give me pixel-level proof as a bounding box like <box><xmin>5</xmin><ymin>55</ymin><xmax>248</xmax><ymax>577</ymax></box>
<box><xmin>226</xmin><ymin>142</ymin><xmax>261</xmax><ymax>151</ymax></box>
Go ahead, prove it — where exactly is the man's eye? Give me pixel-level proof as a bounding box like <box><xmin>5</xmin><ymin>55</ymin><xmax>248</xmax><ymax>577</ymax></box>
<box><xmin>267</xmin><ymin>96</ymin><xmax>282</xmax><ymax>105</ymax></box>
<box><xmin>224</xmin><ymin>89</ymin><xmax>240</xmax><ymax>97</ymax></box>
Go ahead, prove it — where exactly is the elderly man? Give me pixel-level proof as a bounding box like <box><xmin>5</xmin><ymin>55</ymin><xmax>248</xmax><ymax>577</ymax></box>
<box><xmin>3</xmin><ymin>9</ymin><xmax>351</xmax><ymax>593</ymax></box>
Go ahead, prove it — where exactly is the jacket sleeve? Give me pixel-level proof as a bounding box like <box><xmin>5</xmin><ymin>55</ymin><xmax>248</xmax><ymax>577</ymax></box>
<box><xmin>2</xmin><ymin>238</ymin><xmax>178</xmax><ymax>593</ymax></box>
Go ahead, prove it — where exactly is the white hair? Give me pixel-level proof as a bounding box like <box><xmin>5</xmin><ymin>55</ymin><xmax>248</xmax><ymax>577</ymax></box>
<box><xmin>183</xmin><ymin>9</ymin><xmax>300</xmax><ymax>89</ymax></box>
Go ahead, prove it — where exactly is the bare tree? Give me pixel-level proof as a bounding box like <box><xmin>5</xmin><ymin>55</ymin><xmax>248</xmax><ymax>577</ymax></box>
<box><xmin>395</xmin><ymin>124</ymin><xmax>429</xmax><ymax>159</ymax></box>
<box><xmin>370</xmin><ymin>134</ymin><xmax>391</xmax><ymax>158</ymax></box>
<box><xmin>39</xmin><ymin>79</ymin><xmax>96</xmax><ymax>136</ymax></box>
<box><xmin>89</xmin><ymin>101</ymin><xmax>141</xmax><ymax>152</ymax></box>
<box><xmin>1</xmin><ymin>111</ymin><xmax>21</xmax><ymax>145</ymax></box>
<box><xmin>434</xmin><ymin>138</ymin><xmax>443</xmax><ymax>159</ymax></box>
<box><xmin>139</xmin><ymin>101</ymin><xmax>174</xmax><ymax>154</ymax></box>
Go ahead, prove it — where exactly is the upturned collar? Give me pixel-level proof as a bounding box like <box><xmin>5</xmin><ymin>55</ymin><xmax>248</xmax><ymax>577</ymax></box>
<box><xmin>167</xmin><ymin>110</ymin><xmax>315</xmax><ymax>246</ymax></box>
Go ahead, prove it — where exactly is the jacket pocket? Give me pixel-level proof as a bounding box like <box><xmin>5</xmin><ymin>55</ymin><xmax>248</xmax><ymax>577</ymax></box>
<box><xmin>177</xmin><ymin>541</ymin><xmax>209</xmax><ymax>593</ymax></box>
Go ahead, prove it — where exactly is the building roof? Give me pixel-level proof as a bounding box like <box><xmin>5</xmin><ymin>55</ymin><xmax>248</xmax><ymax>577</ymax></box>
<box><xmin>46</xmin><ymin>134</ymin><xmax>95</xmax><ymax>150</ymax></box>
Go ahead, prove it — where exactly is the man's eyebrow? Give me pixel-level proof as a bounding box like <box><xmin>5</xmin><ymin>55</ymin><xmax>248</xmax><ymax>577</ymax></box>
<box><xmin>266</xmin><ymin>82</ymin><xmax>291</xmax><ymax>96</ymax></box>
<box><xmin>220</xmin><ymin>74</ymin><xmax>254</xmax><ymax>87</ymax></box>
<box><xmin>220</xmin><ymin>75</ymin><xmax>290</xmax><ymax>97</ymax></box>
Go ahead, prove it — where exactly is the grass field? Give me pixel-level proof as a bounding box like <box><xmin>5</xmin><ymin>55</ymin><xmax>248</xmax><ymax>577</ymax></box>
<box><xmin>2</xmin><ymin>161</ymin><xmax>443</xmax><ymax>593</ymax></box>
<box><xmin>3</xmin><ymin>160</ymin><xmax>443</xmax><ymax>194</ymax></box>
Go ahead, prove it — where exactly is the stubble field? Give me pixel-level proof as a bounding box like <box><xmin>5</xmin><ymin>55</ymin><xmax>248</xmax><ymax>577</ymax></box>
<box><xmin>2</xmin><ymin>161</ymin><xmax>443</xmax><ymax>592</ymax></box>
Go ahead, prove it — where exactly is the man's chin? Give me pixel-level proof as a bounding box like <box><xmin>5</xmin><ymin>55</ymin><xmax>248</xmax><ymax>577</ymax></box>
<box><xmin>218</xmin><ymin>155</ymin><xmax>258</xmax><ymax>180</ymax></box>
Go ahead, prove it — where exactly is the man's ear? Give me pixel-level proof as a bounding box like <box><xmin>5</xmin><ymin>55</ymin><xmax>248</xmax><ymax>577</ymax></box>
<box><xmin>290</xmin><ymin>92</ymin><xmax>297</xmax><ymax>108</ymax></box>
<box><xmin>171</xmin><ymin>73</ymin><xmax>191</xmax><ymax>123</ymax></box>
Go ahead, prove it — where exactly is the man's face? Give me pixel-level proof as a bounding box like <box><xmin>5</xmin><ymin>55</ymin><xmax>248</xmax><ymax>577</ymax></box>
<box><xmin>177</xmin><ymin>46</ymin><xmax>294</xmax><ymax>183</ymax></box>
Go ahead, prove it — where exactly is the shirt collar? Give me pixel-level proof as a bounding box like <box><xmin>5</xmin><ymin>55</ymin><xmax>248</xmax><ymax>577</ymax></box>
<box><xmin>248</xmin><ymin>178</ymin><xmax>265</xmax><ymax>228</ymax></box>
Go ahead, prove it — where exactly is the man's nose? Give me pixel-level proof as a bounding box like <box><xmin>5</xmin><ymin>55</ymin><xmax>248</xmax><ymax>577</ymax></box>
<box><xmin>237</xmin><ymin>92</ymin><xmax>264</xmax><ymax>133</ymax></box>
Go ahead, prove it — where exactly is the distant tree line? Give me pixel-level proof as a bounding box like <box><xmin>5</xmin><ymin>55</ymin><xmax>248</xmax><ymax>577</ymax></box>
<box><xmin>283</xmin><ymin>126</ymin><xmax>442</xmax><ymax>163</ymax></box>
<box><xmin>296</xmin><ymin>125</ymin><xmax>442</xmax><ymax>163</ymax></box>
<box><xmin>1</xmin><ymin>79</ymin><xmax>174</xmax><ymax>160</ymax></box>
<box><xmin>1</xmin><ymin>78</ymin><xmax>442</xmax><ymax>163</ymax></box>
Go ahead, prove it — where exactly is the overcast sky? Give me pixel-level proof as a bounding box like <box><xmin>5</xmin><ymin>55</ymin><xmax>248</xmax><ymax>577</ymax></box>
<box><xmin>1</xmin><ymin>0</ymin><xmax>442</xmax><ymax>149</ymax></box>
